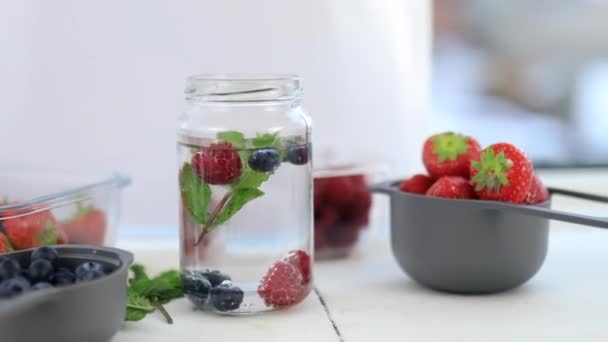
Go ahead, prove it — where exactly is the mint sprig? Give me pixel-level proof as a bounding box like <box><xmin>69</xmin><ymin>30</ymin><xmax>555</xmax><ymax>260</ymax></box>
<box><xmin>125</xmin><ymin>264</ymin><xmax>184</xmax><ymax>324</ymax></box>
<box><xmin>185</xmin><ymin>130</ymin><xmax>282</xmax><ymax>245</ymax></box>
<box><xmin>180</xmin><ymin>163</ymin><xmax>211</xmax><ymax>224</ymax></box>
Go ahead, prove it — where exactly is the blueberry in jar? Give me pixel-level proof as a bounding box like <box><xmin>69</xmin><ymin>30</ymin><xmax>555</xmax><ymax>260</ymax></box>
<box><xmin>210</xmin><ymin>281</ymin><xmax>244</xmax><ymax>312</ymax></box>
<box><xmin>248</xmin><ymin>148</ymin><xmax>281</xmax><ymax>172</ymax></box>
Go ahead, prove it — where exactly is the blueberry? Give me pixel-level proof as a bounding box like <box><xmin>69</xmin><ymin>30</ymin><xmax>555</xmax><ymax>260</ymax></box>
<box><xmin>0</xmin><ymin>277</ymin><xmax>31</xmax><ymax>298</ymax></box>
<box><xmin>31</xmin><ymin>246</ymin><xmax>59</xmax><ymax>266</ymax></box>
<box><xmin>287</xmin><ymin>144</ymin><xmax>309</xmax><ymax>165</ymax></box>
<box><xmin>50</xmin><ymin>269</ymin><xmax>75</xmax><ymax>286</ymax></box>
<box><xmin>248</xmin><ymin>148</ymin><xmax>281</xmax><ymax>172</ymax></box>
<box><xmin>28</xmin><ymin>259</ymin><xmax>54</xmax><ymax>283</ymax></box>
<box><xmin>182</xmin><ymin>272</ymin><xmax>212</xmax><ymax>309</ymax></box>
<box><xmin>210</xmin><ymin>281</ymin><xmax>244</xmax><ymax>312</ymax></box>
<box><xmin>0</xmin><ymin>258</ymin><xmax>21</xmax><ymax>281</ymax></box>
<box><xmin>75</xmin><ymin>262</ymin><xmax>105</xmax><ymax>282</ymax></box>
<box><xmin>31</xmin><ymin>282</ymin><xmax>53</xmax><ymax>291</ymax></box>
<box><xmin>201</xmin><ymin>270</ymin><xmax>232</xmax><ymax>287</ymax></box>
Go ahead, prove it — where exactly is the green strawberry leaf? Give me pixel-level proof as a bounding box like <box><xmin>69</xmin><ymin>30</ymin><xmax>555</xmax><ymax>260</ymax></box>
<box><xmin>217</xmin><ymin>131</ymin><xmax>246</xmax><ymax>148</ymax></box>
<box><xmin>215</xmin><ymin>188</ymin><xmax>264</xmax><ymax>225</ymax></box>
<box><xmin>38</xmin><ymin>220</ymin><xmax>59</xmax><ymax>246</ymax></box>
<box><xmin>179</xmin><ymin>163</ymin><xmax>211</xmax><ymax>225</ymax></box>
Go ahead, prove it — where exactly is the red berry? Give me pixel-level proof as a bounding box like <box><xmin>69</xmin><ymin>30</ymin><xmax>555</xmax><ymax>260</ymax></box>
<box><xmin>323</xmin><ymin>177</ymin><xmax>355</xmax><ymax>206</ymax></box>
<box><xmin>3</xmin><ymin>209</ymin><xmax>57</xmax><ymax>250</ymax></box>
<box><xmin>284</xmin><ymin>250</ymin><xmax>311</xmax><ymax>285</ymax></box>
<box><xmin>56</xmin><ymin>226</ymin><xmax>69</xmax><ymax>245</ymax></box>
<box><xmin>325</xmin><ymin>222</ymin><xmax>361</xmax><ymax>247</ymax></box>
<box><xmin>426</xmin><ymin>176</ymin><xmax>475</xmax><ymax>199</ymax></box>
<box><xmin>423</xmin><ymin>132</ymin><xmax>481</xmax><ymax>179</ymax></box>
<box><xmin>524</xmin><ymin>174</ymin><xmax>549</xmax><ymax>205</ymax></box>
<box><xmin>470</xmin><ymin>143</ymin><xmax>533</xmax><ymax>203</ymax></box>
<box><xmin>314</xmin><ymin>206</ymin><xmax>339</xmax><ymax>231</ymax></box>
<box><xmin>258</xmin><ymin>261</ymin><xmax>307</xmax><ymax>308</ymax></box>
<box><xmin>0</xmin><ymin>233</ymin><xmax>13</xmax><ymax>253</ymax></box>
<box><xmin>399</xmin><ymin>174</ymin><xmax>435</xmax><ymax>194</ymax></box>
<box><xmin>60</xmin><ymin>209</ymin><xmax>106</xmax><ymax>245</ymax></box>
<box><xmin>192</xmin><ymin>142</ymin><xmax>242</xmax><ymax>185</ymax></box>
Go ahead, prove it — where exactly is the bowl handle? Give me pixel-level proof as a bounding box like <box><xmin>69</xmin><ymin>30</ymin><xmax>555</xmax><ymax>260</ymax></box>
<box><xmin>481</xmin><ymin>187</ymin><xmax>608</xmax><ymax>229</ymax></box>
<box><xmin>369</xmin><ymin>180</ymin><xmax>401</xmax><ymax>195</ymax></box>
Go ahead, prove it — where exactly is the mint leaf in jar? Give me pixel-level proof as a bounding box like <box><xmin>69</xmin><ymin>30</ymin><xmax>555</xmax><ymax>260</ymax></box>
<box><xmin>179</xmin><ymin>163</ymin><xmax>211</xmax><ymax>225</ymax></box>
<box><xmin>217</xmin><ymin>131</ymin><xmax>246</xmax><ymax>148</ymax></box>
<box><xmin>215</xmin><ymin>188</ymin><xmax>264</xmax><ymax>225</ymax></box>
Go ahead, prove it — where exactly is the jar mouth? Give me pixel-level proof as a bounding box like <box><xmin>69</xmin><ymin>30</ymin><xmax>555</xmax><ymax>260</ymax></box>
<box><xmin>185</xmin><ymin>74</ymin><xmax>302</xmax><ymax>103</ymax></box>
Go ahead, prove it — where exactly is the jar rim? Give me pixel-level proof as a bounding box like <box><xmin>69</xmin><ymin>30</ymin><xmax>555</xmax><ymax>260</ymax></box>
<box><xmin>185</xmin><ymin>74</ymin><xmax>302</xmax><ymax>103</ymax></box>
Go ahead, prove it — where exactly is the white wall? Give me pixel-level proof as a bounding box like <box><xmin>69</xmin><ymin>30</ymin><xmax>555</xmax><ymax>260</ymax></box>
<box><xmin>0</xmin><ymin>0</ymin><xmax>430</xmax><ymax>226</ymax></box>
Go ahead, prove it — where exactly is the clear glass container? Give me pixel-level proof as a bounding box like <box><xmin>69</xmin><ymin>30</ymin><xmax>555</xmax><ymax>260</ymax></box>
<box><xmin>177</xmin><ymin>75</ymin><xmax>313</xmax><ymax>314</ymax></box>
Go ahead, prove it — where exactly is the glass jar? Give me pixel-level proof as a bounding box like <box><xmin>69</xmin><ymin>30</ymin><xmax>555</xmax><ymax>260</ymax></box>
<box><xmin>177</xmin><ymin>75</ymin><xmax>313</xmax><ymax>315</ymax></box>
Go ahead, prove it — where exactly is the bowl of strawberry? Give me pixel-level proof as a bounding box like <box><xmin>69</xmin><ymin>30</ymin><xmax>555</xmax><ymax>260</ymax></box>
<box><xmin>371</xmin><ymin>132</ymin><xmax>608</xmax><ymax>294</ymax></box>
<box><xmin>314</xmin><ymin>165</ymin><xmax>376</xmax><ymax>259</ymax></box>
<box><xmin>0</xmin><ymin>174</ymin><xmax>130</xmax><ymax>254</ymax></box>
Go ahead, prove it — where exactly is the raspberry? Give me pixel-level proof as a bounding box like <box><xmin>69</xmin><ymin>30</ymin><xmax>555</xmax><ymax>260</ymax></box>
<box><xmin>258</xmin><ymin>261</ymin><xmax>307</xmax><ymax>308</ymax></box>
<box><xmin>284</xmin><ymin>250</ymin><xmax>311</xmax><ymax>285</ymax></box>
<box><xmin>192</xmin><ymin>142</ymin><xmax>242</xmax><ymax>185</ymax></box>
<box><xmin>324</xmin><ymin>177</ymin><xmax>355</xmax><ymax>206</ymax></box>
<box><xmin>399</xmin><ymin>174</ymin><xmax>435</xmax><ymax>195</ymax></box>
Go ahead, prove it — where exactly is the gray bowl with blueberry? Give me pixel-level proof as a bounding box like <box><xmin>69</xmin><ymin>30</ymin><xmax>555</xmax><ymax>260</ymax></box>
<box><xmin>0</xmin><ymin>245</ymin><xmax>133</xmax><ymax>342</ymax></box>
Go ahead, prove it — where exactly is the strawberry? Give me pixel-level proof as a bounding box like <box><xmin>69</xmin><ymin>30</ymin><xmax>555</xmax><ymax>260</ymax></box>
<box><xmin>258</xmin><ymin>261</ymin><xmax>307</xmax><ymax>308</ymax></box>
<box><xmin>525</xmin><ymin>174</ymin><xmax>550</xmax><ymax>205</ymax></box>
<box><xmin>399</xmin><ymin>174</ymin><xmax>435</xmax><ymax>194</ymax></box>
<box><xmin>426</xmin><ymin>176</ymin><xmax>475</xmax><ymax>199</ymax></box>
<box><xmin>284</xmin><ymin>250</ymin><xmax>311</xmax><ymax>284</ymax></box>
<box><xmin>60</xmin><ymin>206</ymin><xmax>106</xmax><ymax>245</ymax></box>
<box><xmin>192</xmin><ymin>141</ymin><xmax>242</xmax><ymax>185</ymax></box>
<box><xmin>3</xmin><ymin>209</ymin><xmax>57</xmax><ymax>250</ymax></box>
<box><xmin>423</xmin><ymin>132</ymin><xmax>481</xmax><ymax>178</ymax></box>
<box><xmin>470</xmin><ymin>143</ymin><xmax>533</xmax><ymax>203</ymax></box>
<box><xmin>0</xmin><ymin>233</ymin><xmax>13</xmax><ymax>253</ymax></box>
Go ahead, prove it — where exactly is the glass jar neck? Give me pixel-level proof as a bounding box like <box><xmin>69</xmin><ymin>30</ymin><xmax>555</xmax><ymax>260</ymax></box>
<box><xmin>185</xmin><ymin>74</ymin><xmax>302</xmax><ymax>104</ymax></box>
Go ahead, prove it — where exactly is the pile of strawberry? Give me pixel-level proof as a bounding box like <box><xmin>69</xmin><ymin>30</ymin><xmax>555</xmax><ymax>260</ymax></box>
<box><xmin>0</xmin><ymin>204</ymin><xmax>107</xmax><ymax>254</ymax></box>
<box><xmin>313</xmin><ymin>175</ymin><xmax>372</xmax><ymax>254</ymax></box>
<box><xmin>399</xmin><ymin>132</ymin><xmax>549</xmax><ymax>204</ymax></box>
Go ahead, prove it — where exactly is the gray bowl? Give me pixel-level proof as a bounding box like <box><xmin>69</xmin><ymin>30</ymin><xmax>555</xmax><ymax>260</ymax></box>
<box><xmin>0</xmin><ymin>245</ymin><xmax>133</xmax><ymax>342</ymax></box>
<box><xmin>371</xmin><ymin>181</ymin><xmax>608</xmax><ymax>294</ymax></box>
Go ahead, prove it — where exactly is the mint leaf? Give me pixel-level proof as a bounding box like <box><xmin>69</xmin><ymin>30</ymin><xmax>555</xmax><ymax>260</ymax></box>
<box><xmin>179</xmin><ymin>163</ymin><xmax>211</xmax><ymax>225</ymax></box>
<box><xmin>215</xmin><ymin>188</ymin><xmax>264</xmax><ymax>225</ymax></box>
<box><xmin>234</xmin><ymin>169</ymin><xmax>270</xmax><ymax>190</ymax></box>
<box><xmin>252</xmin><ymin>132</ymin><xmax>278</xmax><ymax>148</ymax></box>
<box><xmin>130</xmin><ymin>264</ymin><xmax>150</xmax><ymax>284</ymax></box>
<box><xmin>126</xmin><ymin>265</ymin><xmax>184</xmax><ymax>324</ymax></box>
<box><xmin>126</xmin><ymin>288</ymin><xmax>153</xmax><ymax>321</ymax></box>
<box><xmin>217</xmin><ymin>131</ymin><xmax>246</xmax><ymax>148</ymax></box>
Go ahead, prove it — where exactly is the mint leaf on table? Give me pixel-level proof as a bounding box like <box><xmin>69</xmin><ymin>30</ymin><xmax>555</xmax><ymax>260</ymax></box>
<box><xmin>179</xmin><ymin>163</ymin><xmax>211</xmax><ymax>225</ymax></box>
<box><xmin>215</xmin><ymin>188</ymin><xmax>264</xmax><ymax>225</ymax></box>
<box><xmin>125</xmin><ymin>265</ymin><xmax>184</xmax><ymax>324</ymax></box>
<box><xmin>126</xmin><ymin>288</ymin><xmax>154</xmax><ymax>321</ymax></box>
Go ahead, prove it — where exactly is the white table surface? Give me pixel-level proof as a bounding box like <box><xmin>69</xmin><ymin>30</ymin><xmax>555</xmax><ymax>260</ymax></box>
<box><xmin>112</xmin><ymin>169</ymin><xmax>608</xmax><ymax>341</ymax></box>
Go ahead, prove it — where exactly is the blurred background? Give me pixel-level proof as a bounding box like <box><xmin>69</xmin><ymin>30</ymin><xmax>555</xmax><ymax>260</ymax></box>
<box><xmin>2</xmin><ymin>0</ymin><xmax>607</xmax><ymax>229</ymax></box>
<box><xmin>432</xmin><ymin>0</ymin><xmax>608</xmax><ymax>167</ymax></box>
